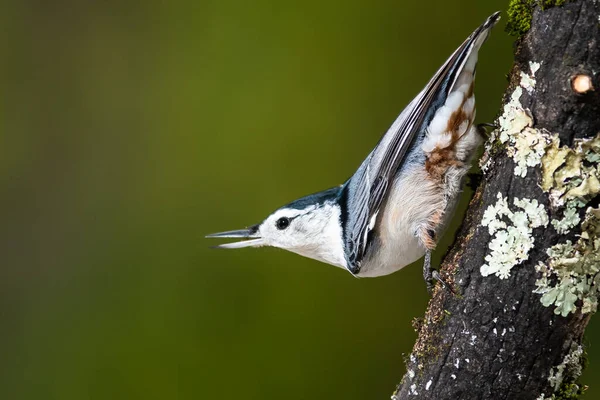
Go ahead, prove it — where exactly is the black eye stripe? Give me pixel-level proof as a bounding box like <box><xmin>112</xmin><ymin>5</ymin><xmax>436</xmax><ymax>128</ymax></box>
<box><xmin>274</xmin><ymin>206</ymin><xmax>322</xmax><ymax>230</ymax></box>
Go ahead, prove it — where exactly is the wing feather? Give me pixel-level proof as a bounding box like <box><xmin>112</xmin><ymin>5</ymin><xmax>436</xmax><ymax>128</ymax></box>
<box><xmin>342</xmin><ymin>12</ymin><xmax>500</xmax><ymax>273</ymax></box>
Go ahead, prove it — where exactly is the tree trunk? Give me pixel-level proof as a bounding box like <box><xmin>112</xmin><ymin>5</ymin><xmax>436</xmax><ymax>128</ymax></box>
<box><xmin>392</xmin><ymin>1</ymin><xmax>600</xmax><ymax>399</ymax></box>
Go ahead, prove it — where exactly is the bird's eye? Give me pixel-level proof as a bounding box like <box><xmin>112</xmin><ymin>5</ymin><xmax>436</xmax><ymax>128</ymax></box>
<box><xmin>275</xmin><ymin>217</ymin><xmax>290</xmax><ymax>230</ymax></box>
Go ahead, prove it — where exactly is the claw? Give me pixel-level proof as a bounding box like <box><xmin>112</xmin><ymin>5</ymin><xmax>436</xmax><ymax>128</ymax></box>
<box><xmin>431</xmin><ymin>270</ymin><xmax>455</xmax><ymax>294</ymax></box>
<box><xmin>476</xmin><ymin>122</ymin><xmax>498</xmax><ymax>138</ymax></box>
<box><xmin>423</xmin><ymin>249</ymin><xmax>454</xmax><ymax>295</ymax></box>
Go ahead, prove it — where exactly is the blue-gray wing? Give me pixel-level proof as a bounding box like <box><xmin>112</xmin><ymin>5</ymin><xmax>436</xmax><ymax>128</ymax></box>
<box><xmin>341</xmin><ymin>12</ymin><xmax>500</xmax><ymax>274</ymax></box>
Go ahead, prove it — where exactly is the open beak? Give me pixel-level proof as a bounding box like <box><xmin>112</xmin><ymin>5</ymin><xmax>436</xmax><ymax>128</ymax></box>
<box><xmin>206</xmin><ymin>224</ymin><xmax>264</xmax><ymax>249</ymax></box>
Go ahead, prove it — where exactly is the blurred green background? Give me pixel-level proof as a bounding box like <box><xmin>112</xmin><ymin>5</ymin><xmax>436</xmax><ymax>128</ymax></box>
<box><xmin>2</xmin><ymin>1</ymin><xmax>599</xmax><ymax>399</ymax></box>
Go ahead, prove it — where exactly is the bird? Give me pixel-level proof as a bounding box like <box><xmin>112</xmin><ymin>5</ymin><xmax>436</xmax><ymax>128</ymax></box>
<box><xmin>207</xmin><ymin>12</ymin><xmax>501</xmax><ymax>292</ymax></box>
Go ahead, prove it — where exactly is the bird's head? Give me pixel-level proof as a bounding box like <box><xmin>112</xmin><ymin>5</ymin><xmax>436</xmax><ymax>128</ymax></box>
<box><xmin>207</xmin><ymin>187</ymin><xmax>347</xmax><ymax>269</ymax></box>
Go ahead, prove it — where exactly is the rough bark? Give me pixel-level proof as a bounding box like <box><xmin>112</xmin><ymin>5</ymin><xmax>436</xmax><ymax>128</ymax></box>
<box><xmin>393</xmin><ymin>1</ymin><xmax>600</xmax><ymax>399</ymax></box>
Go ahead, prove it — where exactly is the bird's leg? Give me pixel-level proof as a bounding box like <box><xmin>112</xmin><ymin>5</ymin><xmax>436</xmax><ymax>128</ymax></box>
<box><xmin>423</xmin><ymin>249</ymin><xmax>434</xmax><ymax>293</ymax></box>
<box><xmin>419</xmin><ymin>228</ymin><xmax>452</xmax><ymax>294</ymax></box>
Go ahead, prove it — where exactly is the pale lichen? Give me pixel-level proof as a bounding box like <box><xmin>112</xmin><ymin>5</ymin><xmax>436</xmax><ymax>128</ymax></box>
<box><xmin>409</xmin><ymin>384</ymin><xmax>418</xmax><ymax>396</ymax></box>
<box><xmin>536</xmin><ymin>342</ymin><xmax>586</xmax><ymax>399</ymax></box>
<box><xmin>550</xmin><ymin>205</ymin><xmax>580</xmax><ymax>234</ymax></box>
<box><xmin>549</xmin><ymin>344</ymin><xmax>584</xmax><ymax>391</ymax></box>
<box><xmin>510</xmin><ymin>127</ymin><xmax>553</xmax><ymax>177</ymax></box>
<box><xmin>484</xmin><ymin>82</ymin><xmax>600</xmax><ymax>313</ymax></box>
<box><xmin>520</xmin><ymin>61</ymin><xmax>541</xmax><ymax>93</ymax></box>
<box><xmin>482</xmin><ymin>60</ymin><xmax>552</xmax><ymax>178</ymax></box>
<box><xmin>534</xmin><ymin>207</ymin><xmax>600</xmax><ymax>316</ymax></box>
<box><xmin>532</xmin><ymin>134</ymin><xmax>600</xmax><ymax>316</ymax></box>
<box><xmin>481</xmin><ymin>193</ymin><xmax>549</xmax><ymax>279</ymax></box>
<box><xmin>497</xmin><ymin>89</ymin><xmax>530</xmax><ymax>145</ymax></box>
<box><xmin>541</xmin><ymin>135</ymin><xmax>600</xmax><ymax>208</ymax></box>
<box><xmin>425</xmin><ymin>379</ymin><xmax>432</xmax><ymax>391</ymax></box>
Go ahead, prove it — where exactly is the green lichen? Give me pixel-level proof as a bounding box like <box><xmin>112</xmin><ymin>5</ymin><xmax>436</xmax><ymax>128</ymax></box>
<box><xmin>488</xmin><ymin>91</ymin><xmax>600</xmax><ymax>317</ymax></box>
<box><xmin>506</xmin><ymin>0</ymin><xmax>571</xmax><ymax>36</ymax></box>
<box><xmin>534</xmin><ymin>207</ymin><xmax>600</xmax><ymax>316</ymax></box>
<box><xmin>534</xmin><ymin>134</ymin><xmax>600</xmax><ymax>317</ymax></box>
<box><xmin>542</xmin><ymin>139</ymin><xmax>572</xmax><ymax>191</ymax></box>
<box><xmin>542</xmin><ymin>135</ymin><xmax>600</xmax><ymax>209</ymax></box>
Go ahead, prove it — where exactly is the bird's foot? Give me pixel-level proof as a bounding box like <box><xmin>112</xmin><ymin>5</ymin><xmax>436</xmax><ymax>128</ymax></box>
<box><xmin>423</xmin><ymin>250</ymin><xmax>453</xmax><ymax>295</ymax></box>
<box><xmin>476</xmin><ymin>122</ymin><xmax>498</xmax><ymax>138</ymax></box>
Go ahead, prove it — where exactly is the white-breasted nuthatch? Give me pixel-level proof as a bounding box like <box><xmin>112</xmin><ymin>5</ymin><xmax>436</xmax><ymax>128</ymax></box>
<box><xmin>208</xmin><ymin>12</ymin><xmax>500</xmax><ymax>291</ymax></box>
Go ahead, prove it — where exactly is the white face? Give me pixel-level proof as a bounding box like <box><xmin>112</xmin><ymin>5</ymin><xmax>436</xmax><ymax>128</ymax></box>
<box><xmin>258</xmin><ymin>205</ymin><xmax>347</xmax><ymax>269</ymax></box>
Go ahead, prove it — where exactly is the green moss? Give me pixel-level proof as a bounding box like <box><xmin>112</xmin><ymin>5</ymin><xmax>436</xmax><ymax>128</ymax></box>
<box><xmin>506</xmin><ymin>0</ymin><xmax>571</xmax><ymax>36</ymax></box>
<box><xmin>410</xmin><ymin>295</ymin><xmax>452</xmax><ymax>362</ymax></box>
<box><xmin>540</xmin><ymin>0</ymin><xmax>567</xmax><ymax>9</ymax></box>
<box><xmin>553</xmin><ymin>381</ymin><xmax>585</xmax><ymax>399</ymax></box>
<box><xmin>506</xmin><ymin>0</ymin><xmax>534</xmax><ymax>36</ymax></box>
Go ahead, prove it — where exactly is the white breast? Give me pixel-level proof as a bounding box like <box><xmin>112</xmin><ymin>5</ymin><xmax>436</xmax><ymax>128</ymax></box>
<box><xmin>356</xmin><ymin>166</ymin><xmax>447</xmax><ymax>277</ymax></box>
